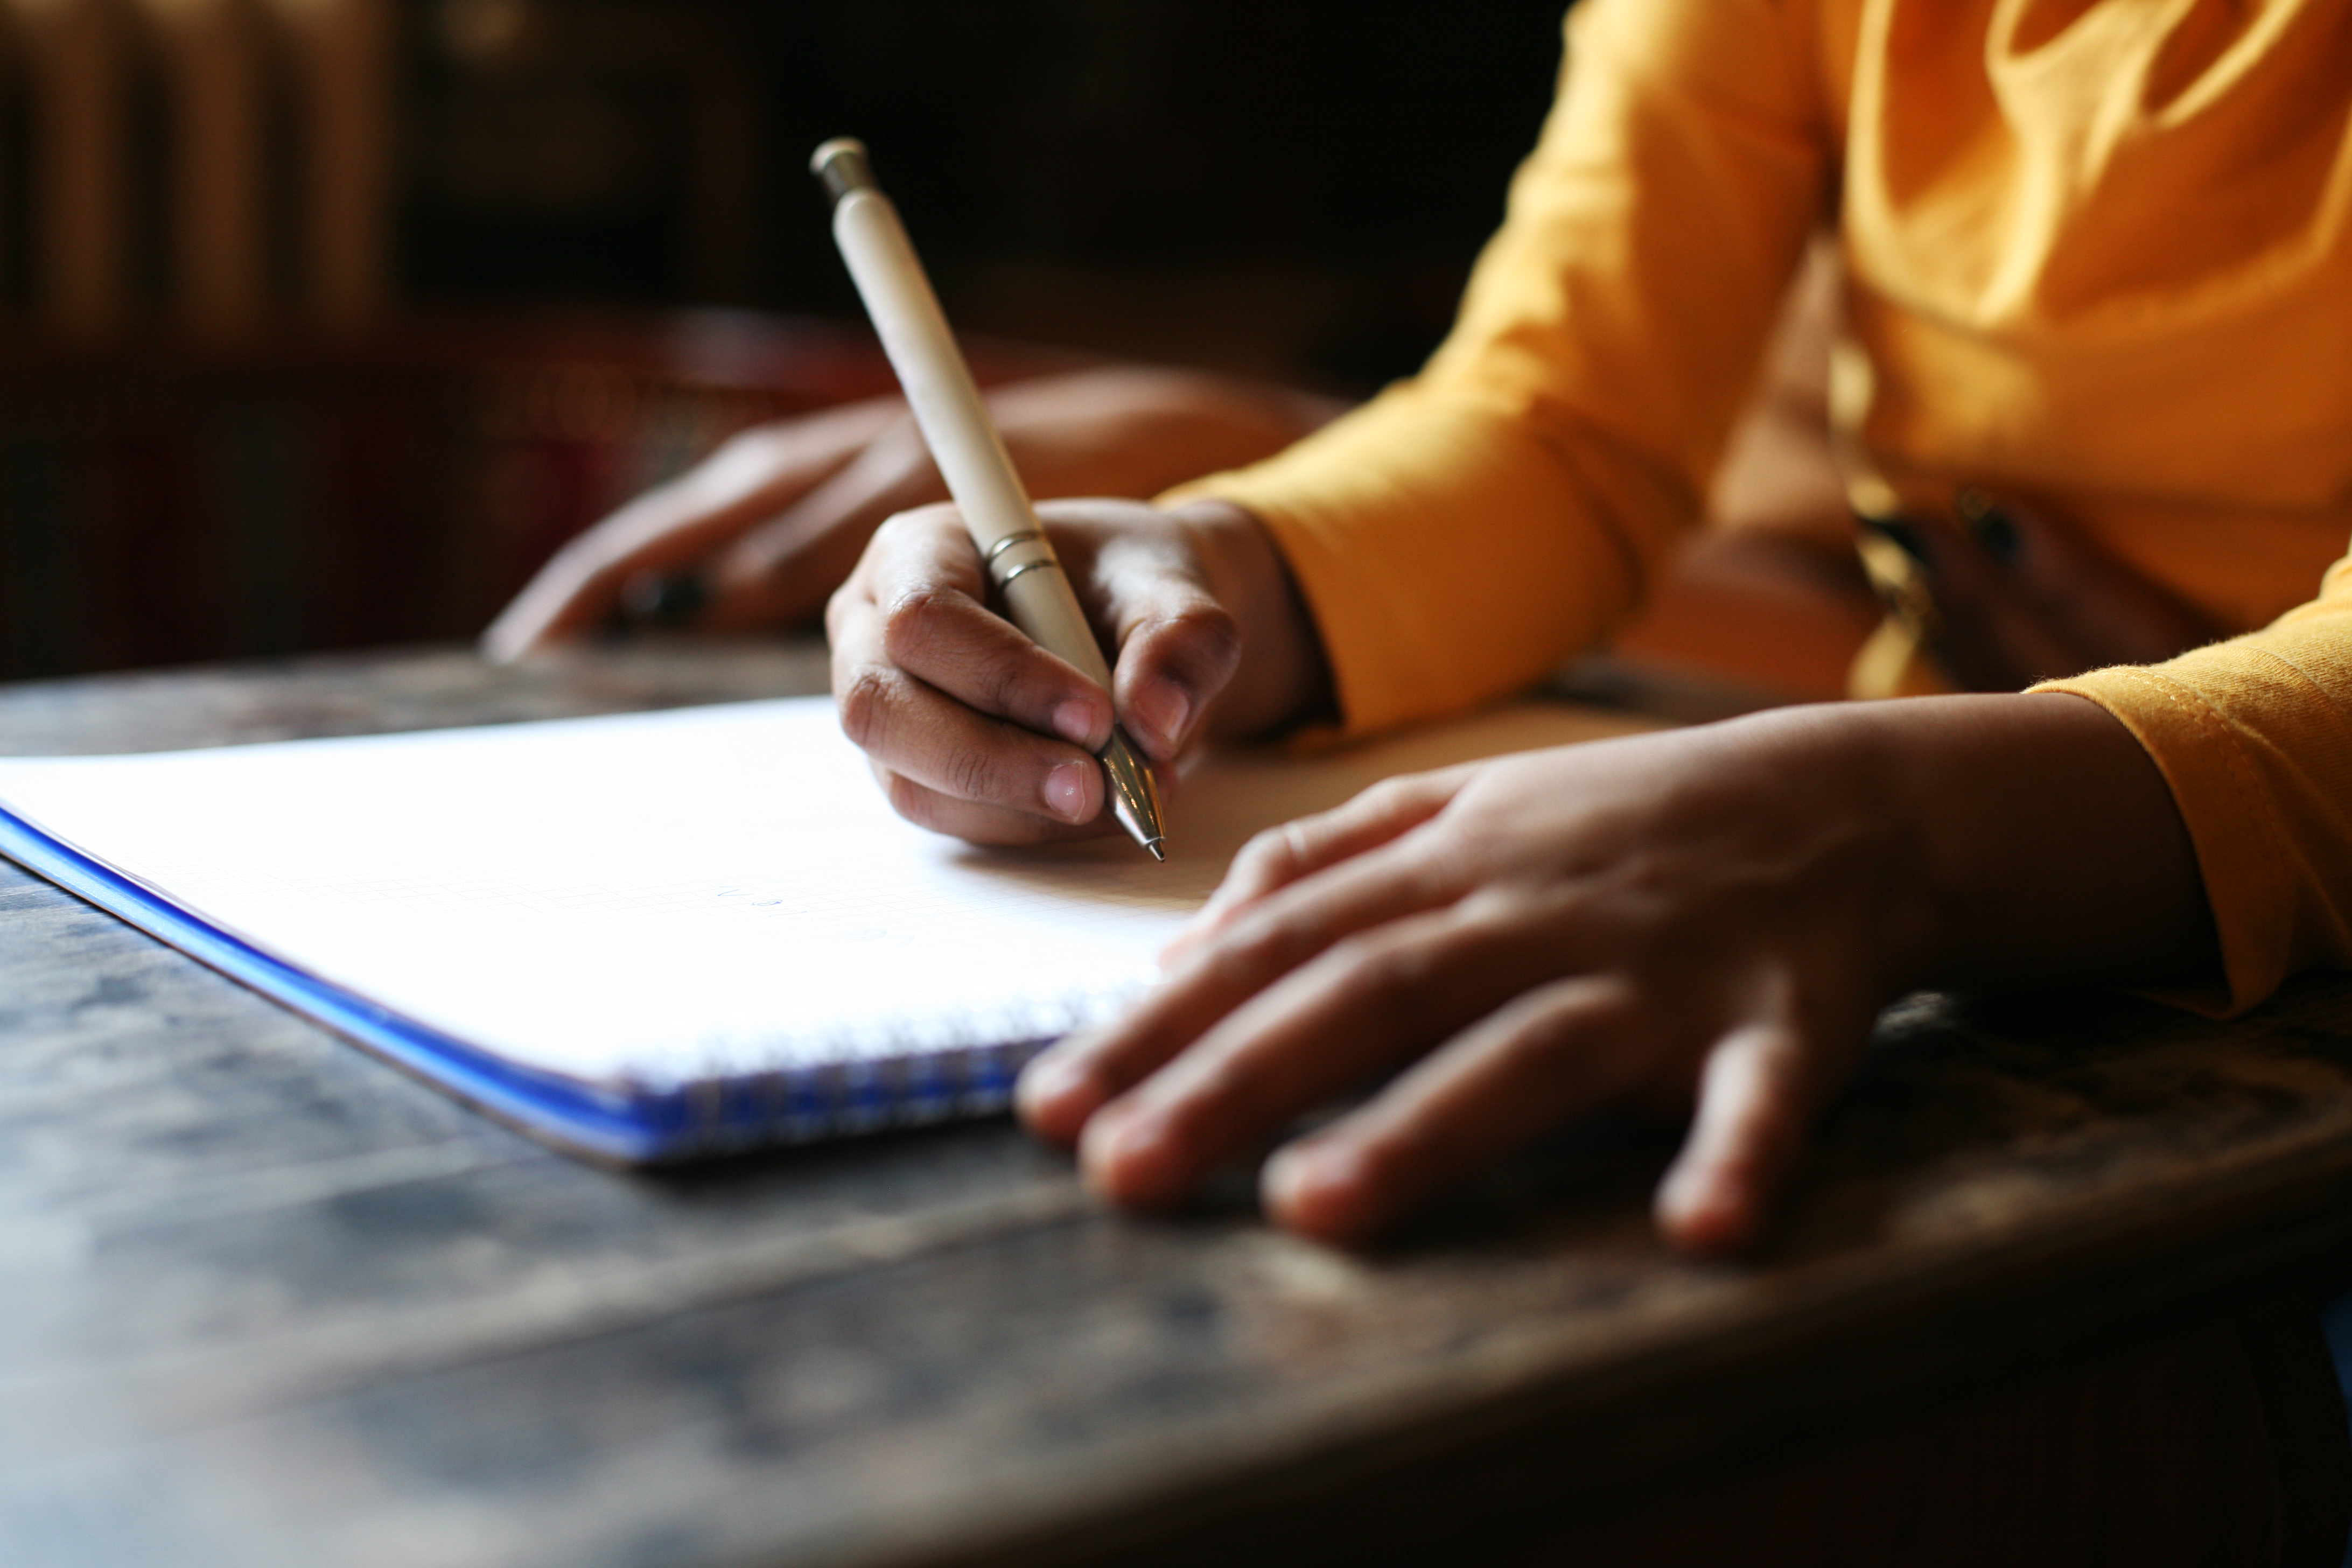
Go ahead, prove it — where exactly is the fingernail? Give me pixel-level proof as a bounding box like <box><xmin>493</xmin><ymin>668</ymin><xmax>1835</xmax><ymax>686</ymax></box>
<box><xmin>1657</xmin><ymin>1164</ymin><xmax>1745</xmax><ymax>1255</ymax></box>
<box><xmin>1051</xmin><ymin>698</ymin><xmax>1100</xmax><ymax>750</ymax></box>
<box><xmin>1015</xmin><ymin>1048</ymin><xmax>1100</xmax><ymax>1135</ymax></box>
<box><xmin>1269</xmin><ymin>1139</ymin><xmax>1386</xmax><ymax>1241</ymax></box>
<box><xmin>1084</xmin><ymin>1110</ymin><xmax>1181</xmax><ymax>1203</ymax></box>
<box><xmin>1132</xmin><ymin>680</ymin><xmax>1192</xmax><ymax>754</ymax></box>
<box><xmin>1265</xmin><ymin>1139</ymin><xmax>1347</xmax><ymax>1212</ymax></box>
<box><xmin>1044</xmin><ymin>760</ymin><xmax>1093</xmax><ymax>822</ymax></box>
<box><xmin>1955</xmin><ymin>488</ymin><xmax>2021</xmax><ymax>564</ymax></box>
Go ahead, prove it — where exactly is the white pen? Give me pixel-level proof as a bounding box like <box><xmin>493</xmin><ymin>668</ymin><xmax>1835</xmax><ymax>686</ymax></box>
<box><xmin>813</xmin><ymin>137</ymin><xmax>1166</xmax><ymax>862</ymax></box>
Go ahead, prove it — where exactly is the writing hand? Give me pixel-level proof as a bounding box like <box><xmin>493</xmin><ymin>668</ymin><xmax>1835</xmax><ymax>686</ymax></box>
<box><xmin>482</xmin><ymin>367</ymin><xmax>1339</xmax><ymax>662</ymax></box>
<box><xmin>1018</xmin><ymin>693</ymin><xmax>2216</xmax><ymax>1254</ymax></box>
<box><xmin>825</xmin><ymin>497</ymin><xmax>1329</xmax><ymax>845</ymax></box>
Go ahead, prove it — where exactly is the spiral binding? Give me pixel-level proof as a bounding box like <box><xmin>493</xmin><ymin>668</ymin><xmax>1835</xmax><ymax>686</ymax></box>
<box><xmin>615</xmin><ymin>972</ymin><xmax>1154</xmax><ymax>1157</ymax></box>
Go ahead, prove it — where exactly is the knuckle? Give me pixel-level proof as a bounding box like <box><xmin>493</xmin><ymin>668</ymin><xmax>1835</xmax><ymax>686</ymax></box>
<box><xmin>972</xmin><ymin>647</ymin><xmax>1042</xmax><ymax>722</ymax></box>
<box><xmin>1166</xmin><ymin>602</ymin><xmax>1242</xmax><ymax>669</ymax></box>
<box><xmin>878</xmin><ymin>584</ymin><xmax>954</xmax><ymax>664</ymax></box>
<box><xmin>1360</xmin><ymin>777</ymin><xmax>1423</xmax><ymax>820</ymax></box>
<box><xmin>942</xmin><ymin>740</ymin><xmax>1006</xmax><ymax>806</ymax></box>
<box><xmin>884</xmin><ymin>500</ymin><xmax>965</xmax><ymax>541</ymax></box>
<box><xmin>1233</xmin><ymin>824</ymin><xmax>1305</xmax><ymax>884</ymax></box>
<box><xmin>1325</xmin><ymin>932</ymin><xmax>1426</xmax><ymax>1006</ymax></box>
<box><xmin>864</xmin><ymin>507</ymin><xmax>930</xmax><ymax>565</ymax></box>
<box><xmin>835</xmin><ymin>666</ymin><xmax>895</xmax><ymax>752</ymax></box>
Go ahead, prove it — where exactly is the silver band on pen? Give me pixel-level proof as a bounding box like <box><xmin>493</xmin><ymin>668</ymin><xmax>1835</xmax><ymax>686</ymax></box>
<box><xmin>994</xmin><ymin>558</ymin><xmax>1060</xmax><ymax>591</ymax></box>
<box><xmin>982</xmin><ymin>530</ymin><xmax>1042</xmax><ymax>567</ymax></box>
<box><xmin>983</xmin><ymin>530</ymin><xmax>1062</xmax><ymax>592</ymax></box>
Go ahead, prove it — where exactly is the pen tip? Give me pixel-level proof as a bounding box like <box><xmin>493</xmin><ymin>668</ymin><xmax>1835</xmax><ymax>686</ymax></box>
<box><xmin>1146</xmin><ymin>840</ymin><xmax>1166</xmax><ymax>863</ymax></box>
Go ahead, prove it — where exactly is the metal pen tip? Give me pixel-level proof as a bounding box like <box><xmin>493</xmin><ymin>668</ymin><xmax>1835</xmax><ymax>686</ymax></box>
<box><xmin>1097</xmin><ymin>727</ymin><xmax>1166</xmax><ymax>864</ymax></box>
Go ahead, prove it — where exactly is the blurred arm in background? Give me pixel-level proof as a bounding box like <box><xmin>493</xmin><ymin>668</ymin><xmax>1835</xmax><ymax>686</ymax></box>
<box><xmin>480</xmin><ymin>364</ymin><xmax>1343</xmax><ymax>661</ymax></box>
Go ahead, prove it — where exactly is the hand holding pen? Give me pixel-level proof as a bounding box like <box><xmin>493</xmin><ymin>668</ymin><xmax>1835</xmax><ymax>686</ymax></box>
<box><xmin>812</xmin><ymin>138</ymin><xmax>1333</xmax><ymax>852</ymax></box>
<box><xmin>816</xmin><ymin>138</ymin><xmax>1170</xmax><ymax>856</ymax></box>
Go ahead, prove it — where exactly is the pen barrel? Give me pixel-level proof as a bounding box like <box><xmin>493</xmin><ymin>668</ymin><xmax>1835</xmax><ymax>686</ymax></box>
<box><xmin>1000</xmin><ymin>564</ymin><xmax>1114</xmax><ymax>688</ymax></box>
<box><xmin>830</xmin><ymin>191</ymin><xmax>1053</xmax><ymax>565</ymax></box>
<box><xmin>824</xmin><ymin>157</ymin><xmax>1163</xmax><ymax>857</ymax></box>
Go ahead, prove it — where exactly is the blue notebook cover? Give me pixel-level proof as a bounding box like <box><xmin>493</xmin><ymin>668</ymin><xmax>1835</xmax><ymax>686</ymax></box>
<box><xmin>0</xmin><ymin>797</ymin><xmax>1041</xmax><ymax>1164</ymax></box>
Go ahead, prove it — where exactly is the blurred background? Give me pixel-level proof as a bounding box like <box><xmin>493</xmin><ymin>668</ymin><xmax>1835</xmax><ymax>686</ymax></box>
<box><xmin>0</xmin><ymin>0</ymin><xmax>1570</xmax><ymax>681</ymax></box>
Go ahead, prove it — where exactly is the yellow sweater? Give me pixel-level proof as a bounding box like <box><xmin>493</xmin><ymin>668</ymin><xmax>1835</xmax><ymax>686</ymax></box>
<box><xmin>1175</xmin><ymin>0</ymin><xmax>2352</xmax><ymax>1014</ymax></box>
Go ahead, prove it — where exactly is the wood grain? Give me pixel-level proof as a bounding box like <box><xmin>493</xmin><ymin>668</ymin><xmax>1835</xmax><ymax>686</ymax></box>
<box><xmin>2</xmin><ymin>643</ymin><xmax>2348</xmax><ymax>1568</ymax></box>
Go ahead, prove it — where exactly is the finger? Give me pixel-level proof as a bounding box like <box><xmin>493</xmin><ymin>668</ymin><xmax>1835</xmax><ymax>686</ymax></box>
<box><xmin>1083</xmin><ymin>516</ymin><xmax>1243</xmax><ymax>761</ymax></box>
<box><xmin>699</xmin><ymin>419</ymin><xmax>946</xmax><ymax>631</ymax></box>
<box><xmin>830</xmin><ymin>592</ymin><xmax>1107</xmax><ymax>829</ymax></box>
<box><xmin>858</xmin><ymin>505</ymin><xmax>1118</xmax><ymax>751</ymax></box>
<box><xmin>1167</xmin><ymin>769</ymin><xmax>1469</xmax><ymax>963</ymax></box>
<box><xmin>485</xmin><ymin>482</ymin><xmax>760</xmax><ymax>661</ymax></box>
<box><xmin>1075</xmin><ymin>889</ymin><xmax>1580</xmax><ymax>1208</ymax></box>
<box><xmin>1262</xmin><ymin>975</ymin><xmax>1644</xmax><ymax>1242</ymax></box>
<box><xmin>869</xmin><ymin>762</ymin><xmax>1107</xmax><ymax>847</ymax></box>
<box><xmin>1653</xmin><ymin>1017</ymin><xmax>1828</xmax><ymax>1257</ymax></box>
<box><xmin>481</xmin><ymin>402</ymin><xmax>897</xmax><ymax>660</ymax></box>
<box><xmin>1018</xmin><ymin>827</ymin><xmax>1472</xmax><ymax>1143</ymax></box>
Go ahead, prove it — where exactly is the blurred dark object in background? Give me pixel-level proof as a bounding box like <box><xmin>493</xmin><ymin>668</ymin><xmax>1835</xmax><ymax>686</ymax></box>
<box><xmin>402</xmin><ymin>0</ymin><xmax>1569</xmax><ymax>387</ymax></box>
<box><xmin>0</xmin><ymin>0</ymin><xmax>1566</xmax><ymax>682</ymax></box>
<box><xmin>0</xmin><ymin>318</ymin><xmax>1076</xmax><ymax>680</ymax></box>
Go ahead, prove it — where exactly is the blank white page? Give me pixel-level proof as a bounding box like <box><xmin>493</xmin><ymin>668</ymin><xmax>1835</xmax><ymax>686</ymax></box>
<box><xmin>0</xmin><ymin>697</ymin><xmax>1655</xmax><ymax>1087</ymax></box>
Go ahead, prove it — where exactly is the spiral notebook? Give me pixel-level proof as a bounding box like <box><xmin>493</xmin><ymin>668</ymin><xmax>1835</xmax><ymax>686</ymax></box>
<box><xmin>0</xmin><ymin>695</ymin><xmax>1651</xmax><ymax>1162</ymax></box>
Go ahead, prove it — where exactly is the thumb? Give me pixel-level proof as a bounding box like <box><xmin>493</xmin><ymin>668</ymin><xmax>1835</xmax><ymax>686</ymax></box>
<box><xmin>1083</xmin><ymin>522</ymin><xmax>1244</xmax><ymax>764</ymax></box>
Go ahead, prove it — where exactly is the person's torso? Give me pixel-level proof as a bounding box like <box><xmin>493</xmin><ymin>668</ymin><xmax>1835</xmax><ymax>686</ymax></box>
<box><xmin>1824</xmin><ymin>0</ymin><xmax>2352</xmax><ymax>631</ymax></box>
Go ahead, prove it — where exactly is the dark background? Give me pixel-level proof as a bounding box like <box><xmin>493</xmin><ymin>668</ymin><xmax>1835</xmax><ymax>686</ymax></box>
<box><xmin>0</xmin><ymin>1</ymin><xmax>1574</xmax><ymax>681</ymax></box>
<box><xmin>402</xmin><ymin>0</ymin><xmax>1571</xmax><ymax>389</ymax></box>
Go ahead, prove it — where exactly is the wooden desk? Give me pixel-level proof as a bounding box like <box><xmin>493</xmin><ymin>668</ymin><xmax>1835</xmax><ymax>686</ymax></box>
<box><xmin>6</xmin><ymin>643</ymin><xmax>2352</xmax><ymax>1568</ymax></box>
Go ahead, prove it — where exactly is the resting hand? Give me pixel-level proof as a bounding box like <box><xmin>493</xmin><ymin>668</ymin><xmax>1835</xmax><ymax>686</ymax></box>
<box><xmin>1018</xmin><ymin>692</ymin><xmax>2215</xmax><ymax>1254</ymax></box>
<box><xmin>825</xmin><ymin>498</ymin><xmax>1329</xmax><ymax>845</ymax></box>
<box><xmin>482</xmin><ymin>366</ymin><xmax>1339</xmax><ymax>661</ymax></box>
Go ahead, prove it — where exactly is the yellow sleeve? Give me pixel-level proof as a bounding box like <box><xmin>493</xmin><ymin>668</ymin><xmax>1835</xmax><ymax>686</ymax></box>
<box><xmin>1167</xmin><ymin>0</ymin><xmax>1835</xmax><ymax>735</ymax></box>
<box><xmin>2041</xmin><ymin>554</ymin><xmax>2352</xmax><ymax>1014</ymax></box>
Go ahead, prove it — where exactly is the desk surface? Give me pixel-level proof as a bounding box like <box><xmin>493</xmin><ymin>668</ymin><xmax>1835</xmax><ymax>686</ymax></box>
<box><xmin>6</xmin><ymin>644</ymin><xmax>2352</xmax><ymax>1568</ymax></box>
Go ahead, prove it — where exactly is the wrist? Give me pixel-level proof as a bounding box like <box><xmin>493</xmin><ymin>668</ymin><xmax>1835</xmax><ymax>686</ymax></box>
<box><xmin>1866</xmin><ymin>691</ymin><xmax>2219</xmax><ymax>993</ymax></box>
